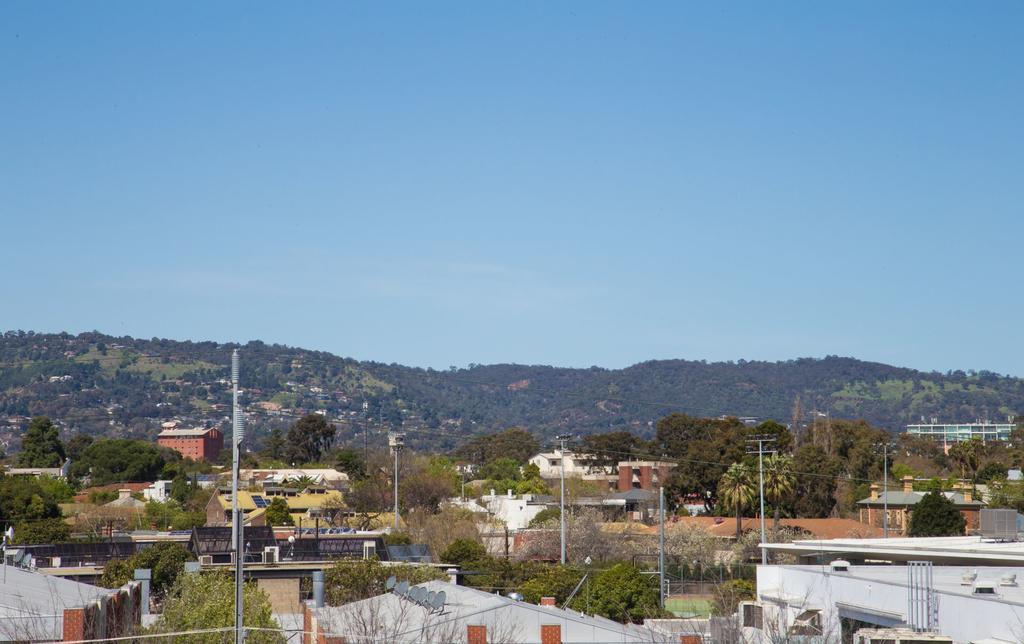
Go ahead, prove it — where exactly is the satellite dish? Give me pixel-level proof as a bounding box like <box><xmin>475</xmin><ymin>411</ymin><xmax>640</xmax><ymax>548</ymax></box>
<box><xmin>385</xmin><ymin>576</ymin><xmax>396</xmax><ymax>591</ymax></box>
<box><xmin>425</xmin><ymin>590</ymin><xmax>436</xmax><ymax>607</ymax></box>
<box><xmin>411</xmin><ymin>587</ymin><xmax>425</xmax><ymax>603</ymax></box>
<box><xmin>433</xmin><ymin>590</ymin><xmax>446</xmax><ymax>610</ymax></box>
<box><xmin>395</xmin><ymin>581</ymin><xmax>410</xmax><ymax>596</ymax></box>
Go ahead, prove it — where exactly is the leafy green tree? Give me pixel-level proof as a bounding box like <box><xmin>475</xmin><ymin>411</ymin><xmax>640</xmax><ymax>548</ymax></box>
<box><xmin>0</xmin><ymin>475</ymin><xmax>61</xmax><ymax>527</ymax></box>
<box><xmin>65</xmin><ymin>433</ymin><xmax>94</xmax><ymax>461</ymax></box>
<box><xmin>908</xmin><ymin>489</ymin><xmax>967</xmax><ymax>537</ymax></box>
<box><xmin>948</xmin><ymin>439</ymin><xmax>981</xmax><ymax>480</ymax></box>
<box><xmin>333</xmin><ymin>447</ymin><xmax>365</xmax><ymax>479</ymax></box>
<box><xmin>261</xmin><ymin>428</ymin><xmax>286</xmax><ymax>460</ymax></box>
<box><xmin>518</xmin><ymin>565</ymin><xmax>583</xmax><ymax>605</ymax></box>
<box><xmin>479</xmin><ymin>457</ymin><xmax>522</xmax><ymax>482</ymax></box>
<box><xmin>18</xmin><ymin>416</ymin><xmax>66</xmax><ymax>467</ymax></box>
<box><xmin>284</xmin><ymin>414</ymin><xmax>336</xmax><ymax>464</ymax></box>
<box><xmin>383</xmin><ymin>531</ymin><xmax>412</xmax><ymax>545</ymax></box>
<box><xmin>323</xmin><ymin>558</ymin><xmax>445</xmax><ymax>605</ymax></box>
<box><xmin>143</xmin><ymin>500</ymin><xmax>206</xmax><ymax>531</ymax></box>
<box><xmin>453</xmin><ymin>428</ymin><xmax>539</xmax><ymax>465</ymax></box>
<box><xmin>763</xmin><ymin>454</ymin><xmax>795</xmax><ymax>530</ymax></box>
<box><xmin>718</xmin><ymin>463</ymin><xmax>756</xmax><ymax>540</ymax></box>
<box><xmin>526</xmin><ymin>508</ymin><xmax>561</xmax><ymax>529</ymax></box>
<box><xmin>977</xmin><ymin>461</ymin><xmax>1008</xmax><ymax>484</ymax></box>
<box><xmin>659</xmin><ymin>414</ymin><xmax>748</xmax><ymax>512</ymax></box>
<box><xmin>34</xmin><ymin>475</ymin><xmax>75</xmax><ymax>502</ymax></box>
<box><xmin>753</xmin><ymin>420</ymin><xmax>794</xmax><ymax>454</ymax></box>
<box><xmin>70</xmin><ymin>439</ymin><xmax>174</xmax><ymax>485</ymax></box>
<box><xmin>586</xmin><ymin>563</ymin><xmax>662</xmax><ymax>623</ymax></box>
<box><xmin>440</xmin><ymin>538</ymin><xmax>488</xmax><ymax>566</ymax></box>
<box><xmin>581</xmin><ymin>431</ymin><xmax>652</xmax><ymax>467</ymax></box>
<box><xmin>265</xmin><ymin>497</ymin><xmax>294</xmax><ymax>526</ymax></box>
<box><xmin>12</xmin><ymin>517</ymin><xmax>71</xmax><ymax>544</ymax></box>
<box><xmin>100</xmin><ymin>542</ymin><xmax>195</xmax><ymax>599</ymax></box>
<box><xmin>150</xmin><ymin>571</ymin><xmax>284</xmax><ymax>643</ymax></box>
<box><xmin>790</xmin><ymin>444</ymin><xmax>842</xmax><ymax>518</ymax></box>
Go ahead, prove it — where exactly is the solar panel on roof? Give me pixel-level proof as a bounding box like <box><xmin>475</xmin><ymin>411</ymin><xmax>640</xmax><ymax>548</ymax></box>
<box><xmin>251</xmin><ymin>495</ymin><xmax>268</xmax><ymax>508</ymax></box>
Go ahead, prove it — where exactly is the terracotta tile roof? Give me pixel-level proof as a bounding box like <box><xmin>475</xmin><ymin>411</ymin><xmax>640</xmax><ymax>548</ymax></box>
<box><xmin>672</xmin><ymin>516</ymin><xmax>883</xmax><ymax>540</ymax></box>
<box><xmin>74</xmin><ymin>482</ymin><xmax>150</xmax><ymax>503</ymax></box>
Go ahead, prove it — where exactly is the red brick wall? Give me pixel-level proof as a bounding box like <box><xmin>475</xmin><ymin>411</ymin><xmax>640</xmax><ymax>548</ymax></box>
<box><xmin>617</xmin><ymin>466</ymin><xmax>632</xmax><ymax>491</ymax></box>
<box><xmin>63</xmin><ymin>607</ymin><xmax>85</xmax><ymax>642</ymax></box>
<box><xmin>467</xmin><ymin>624</ymin><xmax>488</xmax><ymax>644</ymax></box>
<box><xmin>540</xmin><ymin>624</ymin><xmax>561</xmax><ymax>644</ymax></box>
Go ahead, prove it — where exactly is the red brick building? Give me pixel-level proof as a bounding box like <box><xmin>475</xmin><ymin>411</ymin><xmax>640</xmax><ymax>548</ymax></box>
<box><xmin>857</xmin><ymin>476</ymin><xmax>984</xmax><ymax>536</ymax></box>
<box><xmin>617</xmin><ymin>460</ymin><xmax>676</xmax><ymax>491</ymax></box>
<box><xmin>157</xmin><ymin>426</ymin><xmax>224</xmax><ymax>461</ymax></box>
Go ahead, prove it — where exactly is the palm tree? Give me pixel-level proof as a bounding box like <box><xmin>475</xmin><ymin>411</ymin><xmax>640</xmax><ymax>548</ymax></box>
<box><xmin>763</xmin><ymin>454</ymin><xmax>796</xmax><ymax>531</ymax></box>
<box><xmin>718</xmin><ymin>463</ymin><xmax>757</xmax><ymax>540</ymax></box>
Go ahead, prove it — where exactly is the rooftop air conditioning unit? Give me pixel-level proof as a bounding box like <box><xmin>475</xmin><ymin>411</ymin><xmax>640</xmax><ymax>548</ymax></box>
<box><xmin>199</xmin><ymin>555</ymin><xmax>213</xmax><ymax>566</ymax></box>
<box><xmin>263</xmin><ymin>546</ymin><xmax>279</xmax><ymax>564</ymax></box>
<box><xmin>980</xmin><ymin>508</ymin><xmax>1017</xmax><ymax>541</ymax></box>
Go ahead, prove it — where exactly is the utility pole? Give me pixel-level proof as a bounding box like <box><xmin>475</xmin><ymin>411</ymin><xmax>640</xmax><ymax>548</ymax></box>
<box><xmin>659</xmin><ymin>486</ymin><xmax>666</xmax><ymax>610</ymax></box>
<box><xmin>881</xmin><ymin>441</ymin><xmax>890</xmax><ymax>539</ymax></box>
<box><xmin>389</xmin><ymin>433</ymin><xmax>405</xmax><ymax>531</ymax></box>
<box><xmin>746</xmin><ymin>434</ymin><xmax>776</xmax><ymax>566</ymax></box>
<box><xmin>231</xmin><ymin>350</ymin><xmax>245</xmax><ymax>644</ymax></box>
<box><xmin>556</xmin><ymin>434</ymin><xmax>572</xmax><ymax>565</ymax></box>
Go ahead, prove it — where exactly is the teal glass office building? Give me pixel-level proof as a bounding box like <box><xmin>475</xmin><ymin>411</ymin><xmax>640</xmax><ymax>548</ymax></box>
<box><xmin>905</xmin><ymin>422</ymin><xmax>1014</xmax><ymax>444</ymax></box>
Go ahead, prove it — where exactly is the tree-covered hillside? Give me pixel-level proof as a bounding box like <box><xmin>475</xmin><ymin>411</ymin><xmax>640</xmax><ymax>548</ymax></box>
<box><xmin>1</xmin><ymin>331</ymin><xmax>1022</xmax><ymax>454</ymax></box>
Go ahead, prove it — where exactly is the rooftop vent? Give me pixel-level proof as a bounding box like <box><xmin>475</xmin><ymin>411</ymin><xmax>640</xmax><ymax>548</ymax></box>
<box><xmin>961</xmin><ymin>570</ymin><xmax>978</xmax><ymax>586</ymax></box>
<box><xmin>829</xmin><ymin>560</ymin><xmax>850</xmax><ymax>573</ymax></box>
<box><xmin>973</xmin><ymin>581</ymin><xmax>998</xmax><ymax>595</ymax></box>
<box><xmin>1001</xmin><ymin>573</ymin><xmax>1018</xmax><ymax>587</ymax></box>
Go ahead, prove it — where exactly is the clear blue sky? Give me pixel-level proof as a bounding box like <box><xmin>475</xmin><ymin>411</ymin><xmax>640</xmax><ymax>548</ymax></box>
<box><xmin>3</xmin><ymin>3</ymin><xmax>1022</xmax><ymax>374</ymax></box>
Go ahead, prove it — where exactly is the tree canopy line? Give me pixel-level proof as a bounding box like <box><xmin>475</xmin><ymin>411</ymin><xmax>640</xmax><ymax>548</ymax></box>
<box><xmin>7</xmin><ymin>409</ymin><xmax>1021</xmax><ymax>544</ymax></box>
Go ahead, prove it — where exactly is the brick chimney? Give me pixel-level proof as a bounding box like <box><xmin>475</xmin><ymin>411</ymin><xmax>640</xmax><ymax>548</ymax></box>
<box><xmin>902</xmin><ymin>476</ymin><xmax>914</xmax><ymax>494</ymax></box>
<box><xmin>540</xmin><ymin>597</ymin><xmax>556</xmax><ymax>607</ymax></box>
<box><xmin>118</xmin><ymin>488</ymin><xmax>132</xmax><ymax>500</ymax></box>
<box><xmin>960</xmin><ymin>482</ymin><xmax>973</xmax><ymax>503</ymax></box>
<box><xmin>869</xmin><ymin>483</ymin><xmax>879</xmax><ymax>500</ymax></box>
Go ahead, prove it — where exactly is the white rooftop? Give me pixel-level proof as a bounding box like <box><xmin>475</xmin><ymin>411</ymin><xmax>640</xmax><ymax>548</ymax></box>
<box><xmin>764</xmin><ymin>535</ymin><xmax>1024</xmax><ymax>565</ymax></box>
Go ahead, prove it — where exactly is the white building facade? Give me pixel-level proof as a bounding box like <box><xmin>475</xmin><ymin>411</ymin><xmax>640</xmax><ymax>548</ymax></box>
<box><xmin>751</xmin><ymin>563</ymin><xmax>1024</xmax><ymax>643</ymax></box>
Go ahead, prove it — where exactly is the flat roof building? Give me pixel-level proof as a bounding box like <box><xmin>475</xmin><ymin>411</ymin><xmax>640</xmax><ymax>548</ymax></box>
<box><xmin>157</xmin><ymin>426</ymin><xmax>223</xmax><ymax>461</ymax></box>
<box><xmin>906</xmin><ymin>421</ymin><xmax>1014</xmax><ymax>445</ymax></box>
<box><xmin>751</xmin><ymin>563</ymin><xmax>1024</xmax><ymax>643</ymax></box>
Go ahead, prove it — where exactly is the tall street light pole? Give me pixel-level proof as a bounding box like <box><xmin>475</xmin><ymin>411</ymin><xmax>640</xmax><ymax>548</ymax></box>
<box><xmin>389</xmin><ymin>433</ymin><xmax>405</xmax><ymax>531</ymax></box>
<box><xmin>231</xmin><ymin>350</ymin><xmax>245</xmax><ymax>644</ymax></box>
<box><xmin>556</xmin><ymin>434</ymin><xmax>572</xmax><ymax>565</ymax></box>
<box><xmin>883</xmin><ymin>441</ymin><xmax>890</xmax><ymax>538</ymax></box>
<box><xmin>659</xmin><ymin>486</ymin><xmax>666</xmax><ymax>610</ymax></box>
<box><xmin>746</xmin><ymin>435</ymin><xmax>776</xmax><ymax>566</ymax></box>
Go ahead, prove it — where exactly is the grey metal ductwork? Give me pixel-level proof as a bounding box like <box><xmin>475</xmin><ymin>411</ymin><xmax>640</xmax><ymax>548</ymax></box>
<box><xmin>134</xmin><ymin>568</ymin><xmax>152</xmax><ymax>615</ymax></box>
<box><xmin>313</xmin><ymin>570</ymin><xmax>325</xmax><ymax>608</ymax></box>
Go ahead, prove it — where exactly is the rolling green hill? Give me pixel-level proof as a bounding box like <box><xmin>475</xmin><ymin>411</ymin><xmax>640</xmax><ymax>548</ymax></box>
<box><xmin>1</xmin><ymin>331</ymin><xmax>1022</xmax><ymax>451</ymax></box>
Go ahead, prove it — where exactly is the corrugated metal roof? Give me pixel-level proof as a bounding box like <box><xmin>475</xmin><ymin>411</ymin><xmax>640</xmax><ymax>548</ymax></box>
<box><xmin>0</xmin><ymin>565</ymin><xmax>115</xmax><ymax>640</ymax></box>
<box><xmin>312</xmin><ymin>580</ymin><xmax>672</xmax><ymax>642</ymax></box>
